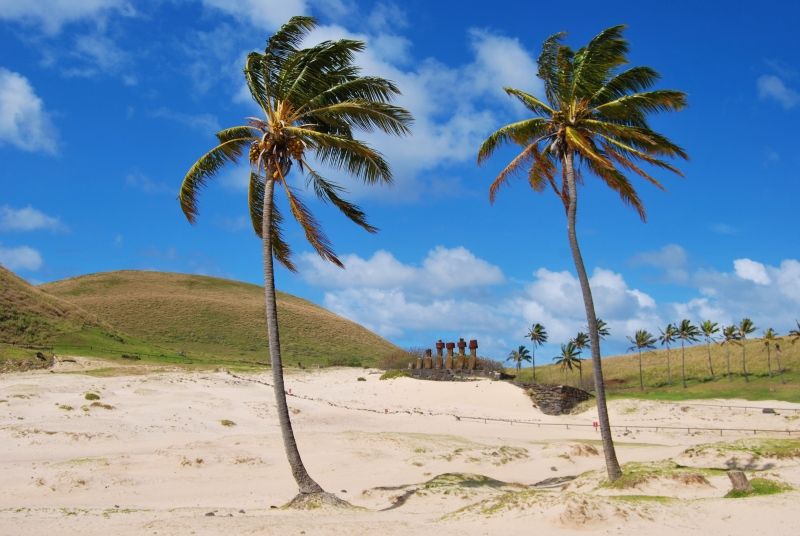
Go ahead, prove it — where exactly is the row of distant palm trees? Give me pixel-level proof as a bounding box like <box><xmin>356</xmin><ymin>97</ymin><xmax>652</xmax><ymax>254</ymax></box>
<box><xmin>511</xmin><ymin>319</ymin><xmax>800</xmax><ymax>391</ymax></box>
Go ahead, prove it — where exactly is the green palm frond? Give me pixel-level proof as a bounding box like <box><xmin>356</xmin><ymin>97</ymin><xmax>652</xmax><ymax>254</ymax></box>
<box><xmin>295</xmin><ymin>128</ymin><xmax>392</xmax><ymax>183</ymax></box>
<box><xmin>303</xmin><ymin>163</ymin><xmax>377</xmax><ymax>233</ymax></box>
<box><xmin>279</xmin><ymin>180</ymin><xmax>342</xmax><ymax>267</ymax></box>
<box><xmin>248</xmin><ymin>172</ymin><xmax>296</xmax><ymax>272</ymax></box>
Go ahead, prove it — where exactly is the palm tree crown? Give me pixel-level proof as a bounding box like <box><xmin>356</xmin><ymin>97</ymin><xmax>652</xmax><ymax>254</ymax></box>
<box><xmin>553</xmin><ymin>341</ymin><xmax>581</xmax><ymax>376</ymax></box>
<box><xmin>526</xmin><ymin>323</ymin><xmax>548</xmax><ymax>347</ymax></box>
<box><xmin>628</xmin><ymin>329</ymin><xmax>657</xmax><ymax>352</ymax></box>
<box><xmin>507</xmin><ymin>345</ymin><xmax>532</xmax><ymax>372</ymax></box>
<box><xmin>478</xmin><ymin>25</ymin><xmax>687</xmax><ymax>220</ymax></box>
<box><xmin>179</xmin><ymin>16</ymin><xmax>412</xmax><ymax>269</ymax></box>
<box><xmin>789</xmin><ymin>321</ymin><xmax>800</xmax><ymax>344</ymax></box>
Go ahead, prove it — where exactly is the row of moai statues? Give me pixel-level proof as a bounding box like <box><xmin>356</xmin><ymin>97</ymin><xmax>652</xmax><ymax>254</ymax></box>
<box><xmin>411</xmin><ymin>338</ymin><xmax>479</xmax><ymax>370</ymax></box>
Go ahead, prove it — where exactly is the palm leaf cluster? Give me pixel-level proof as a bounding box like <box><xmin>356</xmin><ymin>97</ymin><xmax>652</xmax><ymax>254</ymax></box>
<box><xmin>179</xmin><ymin>16</ymin><xmax>412</xmax><ymax>270</ymax></box>
<box><xmin>478</xmin><ymin>25</ymin><xmax>687</xmax><ymax>220</ymax></box>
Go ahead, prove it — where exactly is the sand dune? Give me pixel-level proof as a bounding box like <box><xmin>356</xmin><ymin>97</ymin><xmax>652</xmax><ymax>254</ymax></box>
<box><xmin>0</xmin><ymin>358</ymin><xmax>798</xmax><ymax>535</ymax></box>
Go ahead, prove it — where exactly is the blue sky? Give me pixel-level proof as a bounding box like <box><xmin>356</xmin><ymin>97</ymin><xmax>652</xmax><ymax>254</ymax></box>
<box><xmin>1</xmin><ymin>0</ymin><xmax>798</xmax><ymax>359</ymax></box>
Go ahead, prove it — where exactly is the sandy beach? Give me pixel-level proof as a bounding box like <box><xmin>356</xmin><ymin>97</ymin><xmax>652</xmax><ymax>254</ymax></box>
<box><xmin>1</xmin><ymin>358</ymin><xmax>798</xmax><ymax>535</ymax></box>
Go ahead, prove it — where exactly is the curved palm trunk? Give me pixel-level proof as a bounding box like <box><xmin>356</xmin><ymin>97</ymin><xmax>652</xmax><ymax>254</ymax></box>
<box><xmin>680</xmin><ymin>341</ymin><xmax>687</xmax><ymax>388</ymax></box>
<box><xmin>706</xmin><ymin>343</ymin><xmax>715</xmax><ymax>377</ymax></box>
<box><xmin>531</xmin><ymin>351</ymin><xmax>536</xmax><ymax>383</ymax></box>
<box><xmin>638</xmin><ymin>349</ymin><xmax>644</xmax><ymax>391</ymax></box>
<box><xmin>741</xmin><ymin>342</ymin><xmax>749</xmax><ymax>383</ymax></box>
<box><xmin>564</xmin><ymin>152</ymin><xmax>622</xmax><ymax>482</ymax></box>
<box><xmin>578</xmin><ymin>362</ymin><xmax>583</xmax><ymax>389</ymax></box>
<box><xmin>262</xmin><ymin>178</ymin><xmax>324</xmax><ymax>496</ymax></box>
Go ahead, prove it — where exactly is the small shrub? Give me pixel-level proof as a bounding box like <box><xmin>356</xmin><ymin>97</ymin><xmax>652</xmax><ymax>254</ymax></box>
<box><xmin>725</xmin><ymin>478</ymin><xmax>791</xmax><ymax>498</ymax></box>
<box><xmin>58</xmin><ymin>404</ymin><xmax>74</xmax><ymax>411</ymax></box>
<box><xmin>380</xmin><ymin>369</ymin><xmax>410</xmax><ymax>380</ymax></box>
<box><xmin>326</xmin><ymin>356</ymin><xmax>363</xmax><ymax>367</ymax></box>
<box><xmin>357</xmin><ymin>377</ymin><xmax>366</xmax><ymax>382</ymax></box>
<box><xmin>84</xmin><ymin>393</ymin><xmax>100</xmax><ymax>401</ymax></box>
<box><xmin>90</xmin><ymin>401</ymin><xmax>114</xmax><ymax>410</ymax></box>
<box><xmin>379</xmin><ymin>348</ymin><xmax>421</xmax><ymax>370</ymax></box>
<box><xmin>475</xmin><ymin>357</ymin><xmax>504</xmax><ymax>373</ymax></box>
<box><xmin>220</xmin><ymin>419</ymin><xmax>236</xmax><ymax>427</ymax></box>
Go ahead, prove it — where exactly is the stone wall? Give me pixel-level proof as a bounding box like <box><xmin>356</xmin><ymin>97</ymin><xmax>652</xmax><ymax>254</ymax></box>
<box><xmin>409</xmin><ymin>369</ymin><xmax>499</xmax><ymax>381</ymax></box>
<box><xmin>522</xmin><ymin>384</ymin><xmax>592</xmax><ymax>415</ymax></box>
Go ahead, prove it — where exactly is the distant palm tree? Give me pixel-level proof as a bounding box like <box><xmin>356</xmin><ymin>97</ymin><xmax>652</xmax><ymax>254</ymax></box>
<box><xmin>763</xmin><ymin>328</ymin><xmax>778</xmax><ymax>377</ymax></box>
<box><xmin>721</xmin><ymin>325</ymin><xmax>739</xmax><ymax>380</ymax></box>
<box><xmin>737</xmin><ymin>318</ymin><xmax>757</xmax><ymax>382</ymax></box>
<box><xmin>675</xmin><ymin>319</ymin><xmax>700</xmax><ymax>388</ymax></box>
<box><xmin>478</xmin><ymin>25</ymin><xmax>687</xmax><ymax>483</ymax></box>
<box><xmin>178</xmin><ymin>16</ymin><xmax>411</xmax><ymax>503</ymax></box>
<box><xmin>507</xmin><ymin>345</ymin><xmax>532</xmax><ymax>374</ymax></box>
<box><xmin>659</xmin><ymin>323</ymin><xmax>677</xmax><ymax>385</ymax></box>
<box><xmin>789</xmin><ymin>321</ymin><xmax>800</xmax><ymax>344</ymax></box>
<box><xmin>628</xmin><ymin>329</ymin><xmax>656</xmax><ymax>390</ymax></box>
<box><xmin>525</xmin><ymin>323</ymin><xmax>548</xmax><ymax>382</ymax></box>
<box><xmin>596</xmin><ymin>318</ymin><xmax>611</xmax><ymax>340</ymax></box>
<box><xmin>699</xmin><ymin>320</ymin><xmax>720</xmax><ymax>377</ymax></box>
<box><xmin>572</xmin><ymin>331</ymin><xmax>590</xmax><ymax>388</ymax></box>
<box><xmin>553</xmin><ymin>341</ymin><xmax>582</xmax><ymax>386</ymax></box>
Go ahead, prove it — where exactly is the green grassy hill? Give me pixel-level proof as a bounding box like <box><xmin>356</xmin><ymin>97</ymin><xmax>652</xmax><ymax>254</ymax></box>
<box><xmin>516</xmin><ymin>336</ymin><xmax>800</xmax><ymax>402</ymax></box>
<box><xmin>40</xmin><ymin>270</ymin><xmax>398</xmax><ymax>367</ymax></box>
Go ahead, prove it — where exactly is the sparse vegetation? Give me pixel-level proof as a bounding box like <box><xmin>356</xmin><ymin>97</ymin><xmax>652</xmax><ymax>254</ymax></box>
<box><xmin>84</xmin><ymin>392</ymin><xmax>100</xmax><ymax>401</ymax></box>
<box><xmin>357</xmin><ymin>377</ymin><xmax>366</xmax><ymax>382</ymax></box>
<box><xmin>380</xmin><ymin>369</ymin><xmax>410</xmax><ymax>380</ymax></box>
<box><xmin>220</xmin><ymin>419</ymin><xmax>236</xmax><ymax>427</ymax></box>
<box><xmin>724</xmin><ymin>478</ymin><xmax>791</xmax><ymax>498</ymax></box>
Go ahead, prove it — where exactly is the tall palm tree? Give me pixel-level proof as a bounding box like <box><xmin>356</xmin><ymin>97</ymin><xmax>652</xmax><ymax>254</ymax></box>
<box><xmin>737</xmin><ymin>318</ymin><xmax>757</xmax><ymax>382</ymax></box>
<box><xmin>659</xmin><ymin>323</ymin><xmax>677</xmax><ymax>385</ymax></box>
<box><xmin>553</xmin><ymin>341</ymin><xmax>582</xmax><ymax>386</ymax></box>
<box><xmin>525</xmin><ymin>322</ymin><xmax>548</xmax><ymax>382</ymax></box>
<box><xmin>675</xmin><ymin>319</ymin><xmax>700</xmax><ymax>388</ymax></box>
<box><xmin>627</xmin><ymin>329</ymin><xmax>656</xmax><ymax>390</ymax></box>
<box><xmin>507</xmin><ymin>345</ymin><xmax>532</xmax><ymax>374</ymax></box>
<box><xmin>572</xmin><ymin>331</ymin><xmax>590</xmax><ymax>388</ymax></box>
<box><xmin>699</xmin><ymin>320</ymin><xmax>719</xmax><ymax>377</ymax></box>
<box><xmin>763</xmin><ymin>328</ymin><xmax>778</xmax><ymax>377</ymax></box>
<box><xmin>478</xmin><ymin>25</ymin><xmax>687</xmax><ymax>482</ymax></box>
<box><xmin>178</xmin><ymin>17</ymin><xmax>411</xmax><ymax>504</ymax></box>
<box><xmin>721</xmin><ymin>325</ymin><xmax>739</xmax><ymax>380</ymax></box>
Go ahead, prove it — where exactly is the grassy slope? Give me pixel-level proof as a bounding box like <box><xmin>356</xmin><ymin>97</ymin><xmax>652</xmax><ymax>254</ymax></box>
<box><xmin>515</xmin><ymin>337</ymin><xmax>800</xmax><ymax>403</ymax></box>
<box><xmin>41</xmin><ymin>270</ymin><xmax>398</xmax><ymax>366</ymax></box>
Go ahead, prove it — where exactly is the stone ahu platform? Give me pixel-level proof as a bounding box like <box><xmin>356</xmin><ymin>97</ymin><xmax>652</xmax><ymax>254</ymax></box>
<box><xmin>521</xmin><ymin>383</ymin><xmax>593</xmax><ymax>415</ymax></box>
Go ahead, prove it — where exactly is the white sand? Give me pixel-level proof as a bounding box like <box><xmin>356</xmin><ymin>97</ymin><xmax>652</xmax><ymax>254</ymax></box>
<box><xmin>1</xmin><ymin>358</ymin><xmax>798</xmax><ymax>535</ymax></box>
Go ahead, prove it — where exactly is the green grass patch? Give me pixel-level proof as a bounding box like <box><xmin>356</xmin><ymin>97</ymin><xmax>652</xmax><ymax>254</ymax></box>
<box><xmin>724</xmin><ymin>478</ymin><xmax>791</xmax><ymax>498</ymax></box>
<box><xmin>220</xmin><ymin>419</ymin><xmax>236</xmax><ymax>427</ymax></box>
<box><xmin>84</xmin><ymin>392</ymin><xmax>100</xmax><ymax>401</ymax></box>
<box><xmin>380</xmin><ymin>369</ymin><xmax>410</xmax><ymax>380</ymax></box>
<box><xmin>685</xmin><ymin>439</ymin><xmax>800</xmax><ymax>460</ymax></box>
<box><xmin>604</xmin><ymin>461</ymin><xmax>720</xmax><ymax>490</ymax></box>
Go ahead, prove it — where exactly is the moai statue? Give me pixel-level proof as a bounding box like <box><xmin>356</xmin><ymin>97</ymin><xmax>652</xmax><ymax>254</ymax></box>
<box><xmin>432</xmin><ymin>346</ymin><xmax>443</xmax><ymax>369</ymax></box>
<box><xmin>445</xmin><ymin>342</ymin><xmax>455</xmax><ymax>369</ymax></box>
<box><xmin>456</xmin><ymin>338</ymin><xmax>467</xmax><ymax>369</ymax></box>
<box><xmin>415</xmin><ymin>354</ymin><xmax>423</xmax><ymax>370</ymax></box>
<box><xmin>468</xmin><ymin>339</ymin><xmax>478</xmax><ymax>370</ymax></box>
<box><xmin>423</xmin><ymin>348</ymin><xmax>433</xmax><ymax>369</ymax></box>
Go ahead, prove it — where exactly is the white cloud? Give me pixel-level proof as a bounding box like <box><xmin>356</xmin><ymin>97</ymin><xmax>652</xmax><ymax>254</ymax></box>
<box><xmin>631</xmin><ymin>244</ymin><xmax>689</xmax><ymax>283</ymax></box>
<box><xmin>59</xmin><ymin>33</ymin><xmax>132</xmax><ymax>80</ymax></box>
<box><xmin>0</xmin><ymin>205</ymin><xmax>64</xmax><ymax>232</ymax></box>
<box><xmin>757</xmin><ymin>74</ymin><xmax>799</xmax><ymax>109</ymax></box>
<box><xmin>0</xmin><ymin>0</ymin><xmax>134</xmax><ymax>34</ymax></box>
<box><xmin>0</xmin><ymin>68</ymin><xmax>58</xmax><ymax>153</ymax></box>
<box><xmin>199</xmin><ymin>0</ymin><xmax>308</xmax><ymax>30</ymax></box>
<box><xmin>0</xmin><ymin>244</ymin><xmax>42</xmax><ymax>271</ymax></box>
<box><xmin>733</xmin><ymin>258</ymin><xmax>771</xmax><ymax>285</ymax></box>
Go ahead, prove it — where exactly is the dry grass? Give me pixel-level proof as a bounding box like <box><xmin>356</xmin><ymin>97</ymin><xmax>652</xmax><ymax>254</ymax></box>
<box><xmin>40</xmin><ymin>270</ymin><xmax>398</xmax><ymax>367</ymax></box>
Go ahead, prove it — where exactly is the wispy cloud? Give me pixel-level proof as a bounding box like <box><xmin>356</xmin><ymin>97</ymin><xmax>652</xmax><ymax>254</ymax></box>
<box><xmin>125</xmin><ymin>172</ymin><xmax>172</xmax><ymax>195</ymax></box>
<box><xmin>0</xmin><ymin>0</ymin><xmax>135</xmax><ymax>34</ymax></box>
<box><xmin>0</xmin><ymin>243</ymin><xmax>43</xmax><ymax>271</ymax></box>
<box><xmin>150</xmin><ymin>107</ymin><xmax>220</xmax><ymax>133</ymax></box>
<box><xmin>0</xmin><ymin>205</ymin><xmax>65</xmax><ymax>232</ymax></box>
<box><xmin>757</xmin><ymin>74</ymin><xmax>799</xmax><ymax>109</ymax></box>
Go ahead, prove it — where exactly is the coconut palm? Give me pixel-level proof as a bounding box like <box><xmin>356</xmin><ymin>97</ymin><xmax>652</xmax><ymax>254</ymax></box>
<box><xmin>596</xmin><ymin>318</ymin><xmax>611</xmax><ymax>340</ymax></box>
<box><xmin>699</xmin><ymin>320</ymin><xmax>719</xmax><ymax>377</ymax></box>
<box><xmin>789</xmin><ymin>321</ymin><xmax>800</xmax><ymax>344</ymax></box>
<box><xmin>572</xmin><ymin>331</ymin><xmax>590</xmax><ymax>388</ymax></box>
<box><xmin>525</xmin><ymin>322</ymin><xmax>548</xmax><ymax>382</ymax></box>
<box><xmin>478</xmin><ymin>25</ymin><xmax>687</xmax><ymax>481</ymax></box>
<box><xmin>721</xmin><ymin>325</ymin><xmax>739</xmax><ymax>380</ymax></box>
<box><xmin>553</xmin><ymin>341</ymin><xmax>582</xmax><ymax>386</ymax></box>
<box><xmin>178</xmin><ymin>17</ymin><xmax>411</xmax><ymax>504</ymax></box>
<box><xmin>659</xmin><ymin>323</ymin><xmax>677</xmax><ymax>385</ymax></box>
<box><xmin>675</xmin><ymin>319</ymin><xmax>700</xmax><ymax>388</ymax></box>
<box><xmin>737</xmin><ymin>318</ymin><xmax>757</xmax><ymax>382</ymax></box>
<box><xmin>763</xmin><ymin>328</ymin><xmax>778</xmax><ymax>377</ymax></box>
<box><xmin>627</xmin><ymin>329</ymin><xmax>656</xmax><ymax>390</ymax></box>
<box><xmin>507</xmin><ymin>345</ymin><xmax>532</xmax><ymax>374</ymax></box>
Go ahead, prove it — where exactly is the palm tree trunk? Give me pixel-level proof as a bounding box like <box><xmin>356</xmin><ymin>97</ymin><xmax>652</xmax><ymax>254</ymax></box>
<box><xmin>681</xmin><ymin>340</ymin><xmax>687</xmax><ymax>388</ymax></box>
<box><xmin>638</xmin><ymin>349</ymin><xmax>643</xmax><ymax>391</ymax></box>
<box><xmin>579</xmin><ymin>362</ymin><xmax>583</xmax><ymax>390</ymax></box>
<box><xmin>262</xmin><ymin>177</ymin><xmax>324</xmax><ymax>496</ymax></box>
<box><xmin>776</xmin><ymin>346</ymin><xmax>785</xmax><ymax>384</ymax></box>
<box><xmin>666</xmin><ymin>348</ymin><xmax>672</xmax><ymax>385</ymax></box>
<box><xmin>564</xmin><ymin>152</ymin><xmax>622</xmax><ymax>482</ymax></box>
<box><xmin>742</xmin><ymin>342</ymin><xmax>749</xmax><ymax>383</ymax></box>
<box><xmin>531</xmin><ymin>351</ymin><xmax>536</xmax><ymax>383</ymax></box>
<box><xmin>706</xmin><ymin>343</ymin><xmax>715</xmax><ymax>377</ymax></box>
<box><xmin>766</xmin><ymin>345</ymin><xmax>773</xmax><ymax>377</ymax></box>
<box><xmin>726</xmin><ymin>346</ymin><xmax>731</xmax><ymax>380</ymax></box>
